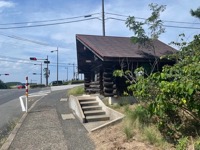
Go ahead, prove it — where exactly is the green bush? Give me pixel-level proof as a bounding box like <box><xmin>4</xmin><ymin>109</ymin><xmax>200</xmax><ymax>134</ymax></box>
<box><xmin>30</xmin><ymin>84</ymin><xmax>45</xmax><ymax>88</ymax></box>
<box><xmin>71</xmin><ymin>80</ymin><xmax>84</xmax><ymax>84</ymax></box>
<box><xmin>0</xmin><ymin>80</ymin><xmax>8</xmax><ymax>89</ymax></box>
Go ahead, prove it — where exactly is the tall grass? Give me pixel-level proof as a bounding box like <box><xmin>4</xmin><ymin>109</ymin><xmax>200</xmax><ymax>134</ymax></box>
<box><xmin>143</xmin><ymin>125</ymin><xmax>165</xmax><ymax>147</ymax></box>
<box><xmin>67</xmin><ymin>86</ymin><xmax>84</xmax><ymax>96</ymax></box>
<box><xmin>122</xmin><ymin>104</ymin><xmax>170</xmax><ymax>148</ymax></box>
<box><xmin>124</xmin><ymin>105</ymin><xmax>150</xmax><ymax>126</ymax></box>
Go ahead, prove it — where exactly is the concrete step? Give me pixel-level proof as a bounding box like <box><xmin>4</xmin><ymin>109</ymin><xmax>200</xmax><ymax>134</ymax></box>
<box><xmin>80</xmin><ymin>101</ymin><xmax>99</xmax><ymax>106</ymax></box>
<box><xmin>78</xmin><ymin>97</ymin><xmax>96</xmax><ymax>102</ymax></box>
<box><xmin>82</xmin><ymin>106</ymin><xmax>102</xmax><ymax>111</ymax></box>
<box><xmin>86</xmin><ymin>115</ymin><xmax>110</xmax><ymax>122</ymax></box>
<box><xmin>84</xmin><ymin>110</ymin><xmax>105</xmax><ymax>116</ymax></box>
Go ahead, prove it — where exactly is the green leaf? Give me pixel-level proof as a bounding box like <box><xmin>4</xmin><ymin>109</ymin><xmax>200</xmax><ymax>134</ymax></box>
<box><xmin>188</xmin><ymin>88</ymin><xmax>194</xmax><ymax>95</ymax></box>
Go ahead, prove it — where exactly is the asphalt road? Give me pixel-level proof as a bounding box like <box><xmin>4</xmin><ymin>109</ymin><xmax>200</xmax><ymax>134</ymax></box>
<box><xmin>0</xmin><ymin>88</ymin><xmax>48</xmax><ymax>105</ymax></box>
<box><xmin>0</xmin><ymin>88</ymin><xmax>50</xmax><ymax>136</ymax></box>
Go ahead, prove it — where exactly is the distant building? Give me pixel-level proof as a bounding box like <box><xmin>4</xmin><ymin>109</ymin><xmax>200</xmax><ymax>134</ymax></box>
<box><xmin>76</xmin><ymin>34</ymin><xmax>177</xmax><ymax>97</ymax></box>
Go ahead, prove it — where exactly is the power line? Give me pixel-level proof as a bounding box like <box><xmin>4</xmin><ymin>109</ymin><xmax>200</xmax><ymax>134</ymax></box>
<box><xmin>0</xmin><ymin>17</ymin><xmax>100</xmax><ymax>30</ymax></box>
<box><xmin>106</xmin><ymin>12</ymin><xmax>200</xmax><ymax>25</ymax></box>
<box><xmin>0</xmin><ymin>32</ymin><xmax>51</xmax><ymax>46</ymax></box>
<box><xmin>0</xmin><ymin>13</ymin><xmax>100</xmax><ymax>25</ymax></box>
<box><xmin>0</xmin><ymin>55</ymin><xmax>73</xmax><ymax>67</ymax></box>
<box><xmin>106</xmin><ymin>17</ymin><xmax>200</xmax><ymax>30</ymax></box>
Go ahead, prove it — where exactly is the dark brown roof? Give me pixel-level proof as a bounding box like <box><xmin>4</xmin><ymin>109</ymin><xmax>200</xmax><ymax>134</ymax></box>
<box><xmin>76</xmin><ymin>34</ymin><xmax>177</xmax><ymax>60</ymax></box>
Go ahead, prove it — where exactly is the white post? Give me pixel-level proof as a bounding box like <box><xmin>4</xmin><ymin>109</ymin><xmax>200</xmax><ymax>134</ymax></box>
<box><xmin>25</xmin><ymin>76</ymin><xmax>28</xmax><ymax>112</ymax></box>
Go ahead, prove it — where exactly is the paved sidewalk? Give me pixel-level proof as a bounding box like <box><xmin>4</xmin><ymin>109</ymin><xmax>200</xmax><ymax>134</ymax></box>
<box><xmin>2</xmin><ymin>90</ymin><xmax>95</xmax><ymax>150</ymax></box>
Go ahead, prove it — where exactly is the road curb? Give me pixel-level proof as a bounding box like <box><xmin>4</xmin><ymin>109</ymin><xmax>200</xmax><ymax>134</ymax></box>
<box><xmin>0</xmin><ymin>96</ymin><xmax>45</xmax><ymax>150</ymax></box>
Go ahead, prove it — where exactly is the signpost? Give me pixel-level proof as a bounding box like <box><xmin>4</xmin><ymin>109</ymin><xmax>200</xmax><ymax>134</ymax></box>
<box><xmin>19</xmin><ymin>76</ymin><xmax>29</xmax><ymax>112</ymax></box>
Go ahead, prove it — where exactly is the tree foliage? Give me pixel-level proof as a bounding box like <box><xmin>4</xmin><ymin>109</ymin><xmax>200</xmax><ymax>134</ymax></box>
<box><xmin>130</xmin><ymin>34</ymin><xmax>200</xmax><ymax>140</ymax></box>
<box><xmin>190</xmin><ymin>7</ymin><xmax>200</xmax><ymax>18</ymax></box>
<box><xmin>114</xmin><ymin>3</ymin><xmax>200</xmax><ymax>142</ymax></box>
<box><xmin>0</xmin><ymin>80</ymin><xmax>8</xmax><ymax>89</ymax></box>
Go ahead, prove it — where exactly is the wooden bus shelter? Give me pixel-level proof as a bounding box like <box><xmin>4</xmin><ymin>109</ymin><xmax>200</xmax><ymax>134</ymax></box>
<box><xmin>76</xmin><ymin>34</ymin><xmax>176</xmax><ymax>97</ymax></box>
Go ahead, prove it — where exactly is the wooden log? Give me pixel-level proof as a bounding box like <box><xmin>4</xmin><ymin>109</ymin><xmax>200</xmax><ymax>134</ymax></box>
<box><xmin>90</xmin><ymin>81</ymin><xmax>100</xmax><ymax>85</ymax></box>
<box><xmin>103</xmin><ymin>77</ymin><xmax>112</xmax><ymax>81</ymax></box>
<box><xmin>104</xmin><ymin>92</ymin><xmax>114</xmax><ymax>97</ymax></box>
<box><xmin>103</xmin><ymin>72</ymin><xmax>113</xmax><ymax>76</ymax></box>
<box><xmin>103</xmin><ymin>87</ymin><xmax>113</xmax><ymax>92</ymax></box>
<box><xmin>90</xmin><ymin>84</ymin><xmax>100</xmax><ymax>88</ymax></box>
<box><xmin>103</xmin><ymin>81</ymin><xmax>113</xmax><ymax>86</ymax></box>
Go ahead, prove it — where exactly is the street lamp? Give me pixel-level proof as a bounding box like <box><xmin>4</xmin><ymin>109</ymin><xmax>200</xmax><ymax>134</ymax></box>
<box><xmin>68</xmin><ymin>63</ymin><xmax>75</xmax><ymax>80</ymax></box>
<box><xmin>65</xmin><ymin>66</ymin><xmax>68</xmax><ymax>81</ymax></box>
<box><xmin>34</xmin><ymin>63</ymin><xmax>42</xmax><ymax>84</ymax></box>
<box><xmin>51</xmin><ymin>47</ymin><xmax>58</xmax><ymax>85</ymax></box>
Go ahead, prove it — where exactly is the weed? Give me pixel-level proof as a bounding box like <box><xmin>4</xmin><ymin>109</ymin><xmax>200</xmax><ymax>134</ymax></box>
<box><xmin>194</xmin><ymin>137</ymin><xmax>200</xmax><ymax>150</ymax></box>
<box><xmin>175</xmin><ymin>136</ymin><xmax>188</xmax><ymax>150</ymax></box>
<box><xmin>143</xmin><ymin>125</ymin><xmax>164</xmax><ymax>146</ymax></box>
<box><xmin>123</xmin><ymin>125</ymin><xmax>134</xmax><ymax>140</ymax></box>
<box><xmin>125</xmin><ymin>105</ymin><xmax>150</xmax><ymax>126</ymax></box>
<box><xmin>67</xmin><ymin>86</ymin><xmax>84</xmax><ymax>96</ymax></box>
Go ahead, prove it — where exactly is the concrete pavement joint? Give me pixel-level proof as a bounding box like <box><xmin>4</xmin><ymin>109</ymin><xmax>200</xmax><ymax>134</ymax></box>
<box><xmin>0</xmin><ymin>95</ymin><xmax>45</xmax><ymax>150</ymax></box>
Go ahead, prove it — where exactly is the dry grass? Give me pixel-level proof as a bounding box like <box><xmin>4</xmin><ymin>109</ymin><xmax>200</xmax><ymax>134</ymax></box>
<box><xmin>89</xmin><ymin>103</ymin><xmax>174</xmax><ymax>150</ymax></box>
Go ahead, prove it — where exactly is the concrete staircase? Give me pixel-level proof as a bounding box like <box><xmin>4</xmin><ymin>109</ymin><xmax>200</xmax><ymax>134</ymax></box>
<box><xmin>78</xmin><ymin>97</ymin><xmax>110</xmax><ymax>123</ymax></box>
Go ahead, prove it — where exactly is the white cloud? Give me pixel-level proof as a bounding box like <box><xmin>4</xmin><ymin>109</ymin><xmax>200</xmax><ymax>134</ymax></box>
<box><xmin>0</xmin><ymin>1</ymin><xmax>15</xmax><ymax>8</ymax></box>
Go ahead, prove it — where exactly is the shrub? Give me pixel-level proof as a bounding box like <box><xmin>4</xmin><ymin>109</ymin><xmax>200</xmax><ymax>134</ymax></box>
<box><xmin>30</xmin><ymin>84</ymin><xmax>45</xmax><ymax>88</ymax></box>
<box><xmin>71</xmin><ymin>80</ymin><xmax>84</xmax><ymax>84</ymax></box>
<box><xmin>0</xmin><ymin>80</ymin><xmax>8</xmax><ymax>89</ymax></box>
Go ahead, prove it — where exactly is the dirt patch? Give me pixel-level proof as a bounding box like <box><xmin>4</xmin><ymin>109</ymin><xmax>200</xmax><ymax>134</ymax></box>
<box><xmin>89</xmin><ymin>121</ymin><xmax>158</xmax><ymax>150</ymax></box>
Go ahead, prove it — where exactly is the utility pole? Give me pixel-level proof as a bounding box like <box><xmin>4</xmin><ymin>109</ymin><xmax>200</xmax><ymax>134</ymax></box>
<box><xmin>46</xmin><ymin>55</ymin><xmax>49</xmax><ymax>86</ymax></box>
<box><xmin>51</xmin><ymin>47</ymin><xmax>59</xmax><ymax>85</ymax></box>
<box><xmin>102</xmin><ymin>0</ymin><xmax>105</xmax><ymax>36</ymax></box>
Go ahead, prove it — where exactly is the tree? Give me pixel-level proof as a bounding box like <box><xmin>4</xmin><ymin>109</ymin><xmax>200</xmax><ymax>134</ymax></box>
<box><xmin>190</xmin><ymin>7</ymin><xmax>200</xmax><ymax>18</ymax></box>
<box><xmin>114</xmin><ymin>3</ymin><xmax>166</xmax><ymax>87</ymax></box>
<box><xmin>0</xmin><ymin>80</ymin><xmax>8</xmax><ymax>89</ymax></box>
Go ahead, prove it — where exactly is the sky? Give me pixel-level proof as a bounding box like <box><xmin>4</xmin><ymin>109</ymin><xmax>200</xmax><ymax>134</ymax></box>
<box><xmin>0</xmin><ymin>0</ymin><xmax>199</xmax><ymax>84</ymax></box>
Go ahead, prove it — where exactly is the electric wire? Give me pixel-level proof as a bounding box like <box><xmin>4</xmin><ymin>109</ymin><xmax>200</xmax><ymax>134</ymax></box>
<box><xmin>0</xmin><ymin>32</ymin><xmax>51</xmax><ymax>46</ymax></box>
<box><xmin>0</xmin><ymin>13</ymin><xmax>100</xmax><ymax>25</ymax></box>
<box><xmin>107</xmin><ymin>17</ymin><xmax>200</xmax><ymax>30</ymax></box>
<box><xmin>0</xmin><ymin>17</ymin><xmax>100</xmax><ymax>29</ymax></box>
<box><xmin>106</xmin><ymin>12</ymin><xmax>200</xmax><ymax>25</ymax></box>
